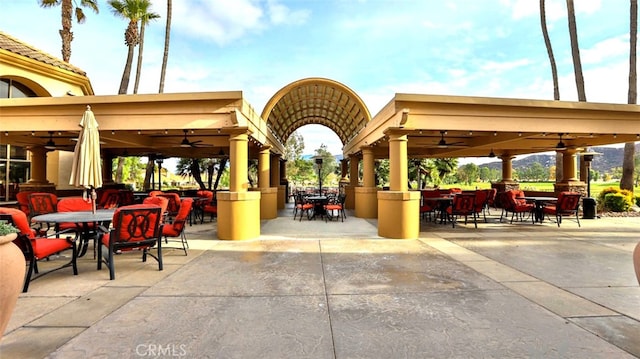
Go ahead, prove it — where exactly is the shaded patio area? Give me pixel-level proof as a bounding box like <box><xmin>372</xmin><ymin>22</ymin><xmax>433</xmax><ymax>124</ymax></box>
<box><xmin>1</xmin><ymin>208</ymin><xmax>639</xmax><ymax>358</ymax></box>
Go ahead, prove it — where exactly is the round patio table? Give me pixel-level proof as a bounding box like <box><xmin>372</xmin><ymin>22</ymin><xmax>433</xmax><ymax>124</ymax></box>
<box><xmin>31</xmin><ymin>209</ymin><xmax>115</xmax><ymax>257</ymax></box>
<box><xmin>523</xmin><ymin>196</ymin><xmax>557</xmax><ymax>223</ymax></box>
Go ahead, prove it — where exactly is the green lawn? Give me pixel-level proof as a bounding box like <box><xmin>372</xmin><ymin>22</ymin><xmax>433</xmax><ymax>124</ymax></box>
<box><xmin>444</xmin><ymin>181</ymin><xmax>639</xmax><ymax>198</ymax></box>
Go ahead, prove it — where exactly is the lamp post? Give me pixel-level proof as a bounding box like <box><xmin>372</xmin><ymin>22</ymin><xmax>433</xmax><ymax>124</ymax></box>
<box><xmin>580</xmin><ymin>151</ymin><xmax>600</xmax><ymax>219</ymax></box>
<box><xmin>315</xmin><ymin>157</ymin><xmax>323</xmax><ymax>195</ymax></box>
<box><xmin>156</xmin><ymin>157</ymin><xmax>164</xmax><ymax>191</ymax></box>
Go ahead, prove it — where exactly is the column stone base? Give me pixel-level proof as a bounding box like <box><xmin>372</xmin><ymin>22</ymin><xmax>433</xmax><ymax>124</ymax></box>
<box><xmin>355</xmin><ymin>186</ymin><xmax>379</xmax><ymax>218</ymax></box>
<box><xmin>217</xmin><ymin>191</ymin><xmax>261</xmax><ymax>240</ymax></box>
<box><xmin>377</xmin><ymin>191</ymin><xmax>420</xmax><ymax>239</ymax></box>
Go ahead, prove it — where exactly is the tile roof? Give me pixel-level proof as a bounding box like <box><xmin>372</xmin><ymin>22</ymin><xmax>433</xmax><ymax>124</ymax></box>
<box><xmin>0</xmin><ymin>31</ymin><xmax>86</xmax><ymax>76</ymax></box>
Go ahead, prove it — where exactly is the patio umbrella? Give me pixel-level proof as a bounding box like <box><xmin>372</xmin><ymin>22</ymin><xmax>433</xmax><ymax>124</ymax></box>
<box><xmin>69</xmin><ymin>105</ymin><xmax>103</xmax><ymax>213</ymax></box>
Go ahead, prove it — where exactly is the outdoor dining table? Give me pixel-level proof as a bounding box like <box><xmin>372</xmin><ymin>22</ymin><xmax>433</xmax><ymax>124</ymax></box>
<box><xmin>31</xmin><ymin>209</ymin><xmax>115</xmax><ymax>257</ymax></box>
<box><xmin>430</xmin><ymin>196</ymin><xmax>454</xmax><ymax>224</ymax></box>
<box><xmin>306</xmin><ymin>196</ymin><xmax>328</xmax><ymax>220</ymax></box>
<box><xmin>523</xmin><ymin>196</ymin><xmax>557</xmax><ymax>223</ymax></box>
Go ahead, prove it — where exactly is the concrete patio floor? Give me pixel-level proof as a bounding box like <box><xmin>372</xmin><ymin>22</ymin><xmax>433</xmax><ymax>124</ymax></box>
<box><xmin>1</xmin><ymin>207</ymin><xmax>639</xmax><ymax>358</ymax></box>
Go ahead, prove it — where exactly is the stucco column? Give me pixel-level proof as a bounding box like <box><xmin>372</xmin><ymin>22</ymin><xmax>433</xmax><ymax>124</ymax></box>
<box><xmin>491</xmin><ymin>153</ymin><xmax>518</xmax><ymax>193</ymax></box>
<box><xmin>344</xmin><ymin>155</ymin><xmax>359</xmax><ymax>209</ymax></box>
<box><xmin>554</xmin><ymin>148</ymin><xmax>586</xmax><ymax>195</ymax></box>
<box><xmin>355</xmin><ymin>147</ymin><xmax>377</xmax><ymax>218</ymax></box>
<box><xmin>102</xmin><ymin>151</ymin><xmax>115</xmax><ymax>185</ymax></box>
<box><xmin>28</xmin><ymin>147</ymin><xmax>49</xmax><ymax>184</ymax></box>
<box><xmin>378</xmin><ymin>130</ymin><xmax>419</xmax><ymax>239</ymax></box>
<box><xmin>20</xmin><ymin>146</ymin><xmax>55</xmax><ymax>193</ymax></box>
<box><xmin>217</xmin><ymin>128</ymin><xmax>260</xmax><ymax>240</ymax></box>
<box><xmin>271</xmin><ymin>154</ymin><xmax>285</xmax><ymax>209</ymax></box>
<box><xmin>340</xmin><ymin>159</ymin><xmax>348</xmax><ymax>181</ymax></box>
<box><xmin>257</xmin><ymin>146</ymin><xmax>277</xmax><ymax>219</ymax></box>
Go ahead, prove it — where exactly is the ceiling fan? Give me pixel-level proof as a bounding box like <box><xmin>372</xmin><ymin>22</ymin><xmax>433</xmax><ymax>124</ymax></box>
<box><xmin>178</xmin><ymin>129</ymin><xmax>211</xmax><ymax>148</ymax></box>
<box><xmin>436</xmin><ymin>130</ymin><xmax>467</xmax><ymax>148</ymax></box>
<box><xmin>532</xmin><ymin>133</ymin><xmax>569</xmax><ymax>151</ymax></box>
<box><xmin>42</xmin><ymin>131</ymin><xmax>75</xmax><ymax>150</ymax></box>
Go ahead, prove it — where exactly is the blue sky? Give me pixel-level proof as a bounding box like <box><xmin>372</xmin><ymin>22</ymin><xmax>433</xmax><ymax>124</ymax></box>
<box><xmin>1</xmin><ymin>0</ymin><xmax>635</xmax><ymax>161</ymax></box>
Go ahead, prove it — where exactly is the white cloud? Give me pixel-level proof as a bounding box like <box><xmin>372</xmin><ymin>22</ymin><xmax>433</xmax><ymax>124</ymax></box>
<box><xmin>581</xmin><ymin>35</ymin><xmax>629</xmax><ymax>64</ymax></box>
<box><xmin>266</xmin><ymin>0</ymin><xmax>311</xmax><ymax>25</ymax></box>
<box><xmin>481</xmin><ymin>59</ymin><xmax>532</xmax><ymax>72</ymax></box>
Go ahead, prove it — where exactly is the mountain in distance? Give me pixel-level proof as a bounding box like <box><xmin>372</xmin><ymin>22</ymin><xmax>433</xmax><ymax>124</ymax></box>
<box><xmin>480</xmin><ymin>144</ymin><xmax>639</xmax><ymax>173</ymax></box>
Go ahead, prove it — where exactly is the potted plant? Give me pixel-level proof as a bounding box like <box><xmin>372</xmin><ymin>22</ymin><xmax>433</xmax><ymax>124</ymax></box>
<box><xmin>0</xmin><ymin>220</ymin><xmax>24</xmax><ymax>339</ymax></box>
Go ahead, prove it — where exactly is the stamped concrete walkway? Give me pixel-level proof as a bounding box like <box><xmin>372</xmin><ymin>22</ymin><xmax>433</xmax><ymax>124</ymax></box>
<box><xmin>1</xmin><ymin>208</ymin><xmax>639</xmax><ymax>358</ymax></box>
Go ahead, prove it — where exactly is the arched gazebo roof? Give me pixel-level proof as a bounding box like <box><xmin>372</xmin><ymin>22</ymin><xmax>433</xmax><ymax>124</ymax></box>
<box><xmin>261</xmin><ymin>77</ymin><xmax>371</xmax><ymax>148</ymax></box>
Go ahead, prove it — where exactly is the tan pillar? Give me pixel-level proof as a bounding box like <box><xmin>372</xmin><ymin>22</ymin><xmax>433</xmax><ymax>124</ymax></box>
<box><xmin>378</xmin><ymin>130</ymin><xmax>419</xmax><ymax>239</ymax></box>
<box><xmin>257</xmin><ymin>146</ymin><xmax>277</xmax><ymax>219</ymax></box>
<box><xmin>345</xmin><ymin>155</ymin><xmax>359</xmax><ymax>209</ymax></box>
<box><xmin>217</xmin><ymin>128</ymin><xmax>261</xmax><ymax>240</ymax></box>
<box><xmin>492</xmin><ymin>153</ymin><xmax>518</xmax><ymax>193</ymax></box>
<box><xmin>28</xmin><ymin>147</ymin><xmax>48</xmax><ymax>184</ymax></box>
<box><xmin>561</xmin><ymin>149</ymin><xmax>578</xmax><ymax>181</ymax></box>
<box><xmin>271</xmin><ymin>155</ymin><xmax>285</xmax><ymax>209</ymax></box>
<box><xmin>340</xmin><ymin>159</ymin><xmax>348</xmax><ymax>181</ymax></box>
<box><xmin>554</xmin><ymin>149</ymin><xmax>586</xmax><ymax>195</ymax></box>
<box><xmin>20</xmin><ymin>146</ymin><xmax>55</xmax><ymax>193</ymax></box>
<box><xmin>355</xmin><ymin>147</ymin><xmax>377</xmax><ymax>218</ymax></box>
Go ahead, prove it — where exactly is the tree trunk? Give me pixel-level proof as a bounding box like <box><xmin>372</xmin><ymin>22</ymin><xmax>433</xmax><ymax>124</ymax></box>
<box><xmin>143</xmin><ymin>160</ymin><xmax>154</xmax><ymax>191</ymax></box>
<box><xmin>60</xmin><ymin>0</ymin><xmax>73</xmax><ymax>62</ymax></box>
<box><xmin>189</xmin><ymin>159</ymin><xmax>206</xmax><ymax>190</ymax></box>
<box><xmin>118</xmin><ymin>44</ymin><xmax>135</xmax><ymax>94</ymax></box>
<box><xmin>540</xmin><ymin>0</ymin><xmax>560</xmax><ymax>100</ymax></box>
<box><xmin>133</xmin><ymin>21</ymin><xmax>146</xmax><ymax>94</ymax></box>
<box><xmin>159</xmin><ymin>0</ymin><xmax>171</xmax><ymax>93</ymax></box>
<box><xmin>621</xmin><ymin>0</ymin><xmax>637</xmax><ymax>191</ymax></box>
<box><xmin>566</xmin><ymin>0</ymin><xmax>587</xmax><ymax>101</ymax></box>
<box><xmin>115</xmin><ymin>156</ymin><xmax>124</xmax><ymax>183</ymax></box>
<box><xmin>213</xmin><ymin>158</ymin><xmax>228</xmax><ymax>190</ymax></box>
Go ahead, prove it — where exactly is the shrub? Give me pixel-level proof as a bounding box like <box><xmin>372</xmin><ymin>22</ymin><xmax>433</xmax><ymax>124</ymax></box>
<box><xmin>603</xmin><ymin>193</ymin><xmax>633</xmax><ymax>212</ymax></box>
<box><xmin>597</xmin><ymin>187</ymin><xmax>635</xmax><ymax>212</ymax></box>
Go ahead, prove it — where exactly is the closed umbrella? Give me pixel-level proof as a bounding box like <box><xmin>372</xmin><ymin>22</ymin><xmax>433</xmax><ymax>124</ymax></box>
<box><xmin>69</xmin><ymin>105</ymin><xmax>103</xmax><ymax>213</ymax></box>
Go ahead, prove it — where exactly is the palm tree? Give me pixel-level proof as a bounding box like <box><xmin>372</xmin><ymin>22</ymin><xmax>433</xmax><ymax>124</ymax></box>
<box><xmin>39</xmin><ymin>0</ymin><xmax>99</xmax><ymax>63</ymax></box>
<box><xmin>108</xmin><ymin>0</ymin><xmax>153</xmax><ymax>95</ymax></box>
<box><xmin>566</xmin><ymin>0</ymin><xmax>587</xmax><ymax>101</ymax></box>
<box><xmin>540</xmin><ymin>0</ymin><xmax>560</xmax><ymax>101</ymax></box>
<box><xmin>159</xmin><ymin>0</ymin><xmax>172</xmax><ymax>93</ymax></box>
<box><xmin>621</xmin><ymin>0</ymin><xmax>638</xmax><ymax>191</ymax></box>
<box><xmin>132</xmin><ymin>7</ymin><xmax>160</xmax><ymax>94</ymax></box>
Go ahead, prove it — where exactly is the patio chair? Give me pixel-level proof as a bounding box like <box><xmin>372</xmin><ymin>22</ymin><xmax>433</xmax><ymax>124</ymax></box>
<box><xmin>293</xmin><ymin>192</ymin><xmax>313</xmax><ymax>221</ymax></box>
<box><xmin>15</xmin><ymin>191</ymin><xmax>33</xmax><ymax>218</ymax></box>
<box><xmin>446</xmin><ymin>193</ymin><xmax>477</xmax><ymax>228</ymax></box>
<box><xmin>162</xmin><ymin>198</ymin><xmax>193</xmax><ymax>255</ymax></box>
<box><xmin>420</xmin><ymin>190</ymin><xmax>440</xmax><ymax>222</ymax></box>
<box><xmin>195</xmin><ymin>190</ymin><xmax>214</xmax><ymax>224</ymax></box>
<box><xmin>325</xmin><ymin>193</ymin><xmax>347</xmax><ymax>222</ymax></box>
<box><xmin>485</xmin><ymin>188</ymin><xmax>497</xmax><ymax>213</ymax></box>
<box><xmin>473</xmin><ymin>189</ymin><xmax>490</xmax><ymax>223</ymax></box>
<box><xmin>27</xmin><ymin>192</ymin><xmax>58</xmax><ymax>232</ymax></box>
<box><xmin>156</xmin><ymin>192</ymin><xmax>181</xmax><ymax>223</ymax></box>
<box><xmin>0</xmin><ymin>208</ymin><xmax>77</xmax><ymax>292</ymax></box>
<box><xmin>56</xmin><ymin>196</ymin><xmax>98</xmax><ymax>257</ymax></box>
<box><xmin>97</xmin><ymin>204</ymin><xmax>164</xmax><ymax>280</ymax></box>
<box><xmin>143</xmin><ymin>196</ymin><xmax>169</xmax><ymax>222</ymax></box>
<box><xmin>504</xmin><ymin>190</ymin><xmax>535</xmax><ymax>224</ymax></box>
<box><xmin>542</xmin><ymin>191</ymin><xmax>582</xmax><ymax>227</ymax></box>
<box><xmin>97</xmin><ymin>189</ymin><xmax>120</xmax><ymax>209</ymax></box>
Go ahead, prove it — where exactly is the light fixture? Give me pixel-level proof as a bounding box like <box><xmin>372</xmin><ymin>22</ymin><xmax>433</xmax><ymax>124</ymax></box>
<box><xmin>31</xmin><ymin>131</ymin><xmax>35</xmax><ymax>136</ymax></box>
<box><xmin>164</xmin><ymin>129</ymin><xmax>168</xmax><ymax>134</ymax></box>
<box><xmin>518</xmin><ymin>132</ymin><xmax>522</xmax><ymax>136</ymax></box>
<box><xmin>137</xmin><ymin>130</ymin><xmax>141</xmax><ymax>135</ymax></box>
<box><xmin>437</xmin><ymin>131</ymin><xmax>448</xmax><ymax>148</ymax></box>
<box><xmin>555</xmin><ymin>133</ymin><xmax>567</xmax><ymax>150</ymax></box>
<box><xmin>493</xmin><ymin>131</ymin><xmax>497</xmax><ymax>136</ymax></box>
<box><xmin>111</xmin><ymin>130</ymin><xmax>115</xmax><ymax>135</ymax></box>
<box><xmin>488</xmin><ymin>148</ymin><xmax>496</xmax><ymax>158</ymax></box>
<box><xmin>4</xmin><ymin>131</ymin><xmax>7</xmax><ymax>136</ymax></box>
<box><xmin>613</xmin><ymin>133</ymin><xmax>617</xmax><ymax>139</ymax></box>
<box><xmin>44</xmin><ymin>131</ymin><xmax>56</xmax><ymax>150</ymax></box>
<box><xmin>468</xmin><ymin>131</ymin><xmax>473</xmax><ymax>135</ymax></box>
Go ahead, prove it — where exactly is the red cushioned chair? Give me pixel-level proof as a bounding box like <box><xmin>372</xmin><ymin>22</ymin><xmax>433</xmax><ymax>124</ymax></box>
<box><xmin>324</xmin><ymin>193</ymin><xmax>347</xmax><ymax>222</ymax></box>
<box><xmin>201</xmin><ymin>191</ymin><xmax>218</xmax><ymax>223</ymax></box>
<box><xmin>293</xmin><ymin>192</ymin><xmax>313</xmax><ymax>221</ymax></box>
<box><xmin>542</xmin><ymin>191</ymin><xmax>582</xmax><ymax>227</ymax></box>
<box><xmin>143</xmin><ymin>196</ymin><xmax>169</xmax><ymax>222</ymax></box>
<box><xmin>473</xmin><ymin>189</ymin><xmax>490</xmax><ymax>223</ymax></box>
<box><xmin>15</xmin><ymin>191</ymin><xmax>33</xmax><ymax>218</ymax></box>
<box><xmin>0</xmin><ymin>207</ymin><xmax>77</xmax><ymax>292</ymax></box>
<box><xmin>98</xmin><ymin>189</ymin><xmax>120</xmax><ymax>209</ymax></box>
<box><xmin>162</xmin><ymin>198</ymin><xmax>193</xmax><ymax>255</ymax></box>
<box><xmin>420</xmin><ymin>190</ymin><xmax>440</xmax><ymax>222</ymax></box>
<box><xmin>446</xmin><ymin>193</ymin><xmax>477</xmax><ymax>228</ymax></box>
<box><xmin>503</xmin><ymin>189</ymin><xmax>535</xmax><ymax>223</ymax></box>
<box><xmin>27</xmin><ymin>192</ymin><xmax>58</xmax><ymax>232</ymax></box>
<box><xmin>156</xmin><ymin>192</ymin><xmax>181</xmax><ymax>223</ymax></box>
<box><xmin>97</xmin><ymin>204</ymin><xmax>164</xmax><ymax>280</ymax></box>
